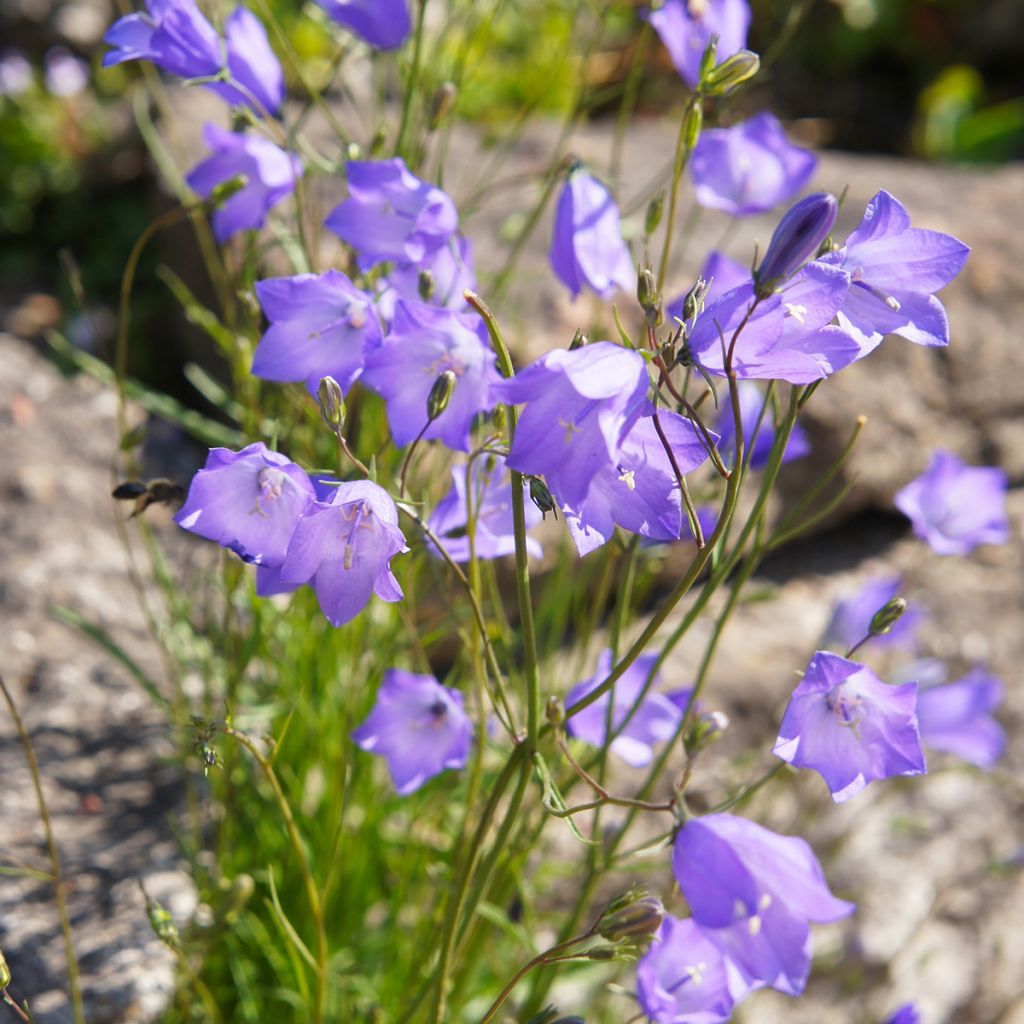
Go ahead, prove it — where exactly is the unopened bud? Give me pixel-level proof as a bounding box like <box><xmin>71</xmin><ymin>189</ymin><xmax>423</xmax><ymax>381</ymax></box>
<box><xmin>681</xmin><ymin>276</ymin><xmax>711</xmax><ymax>322</ymax></box>
<box><xmin>492</xmin><ymin>404</ymin><xmax>507</xmax><ymax>433</ymax></box>
<box><xmin>697</xmin><ymin>34</ymin><xmax>719</xmax><ymax>84</ymax></box>
<box><xmin>683</xmin><ymin>101</ymin><xmax>703</xmax><ymax>151</ymax></box>
<box><xmin>702</xmin><ymin>49</ymin><xmax>760</xmax><ymax>94</ymax></box>
<box><xmin>145</xmin><ymin>894</ymin><xmax>181</xmax><ymax>951</ymax></box>
<box><xmin>869</xmin><ymin>596</ymin><xmax>907</xmax><ymax>638</ymax></box>
<box><xmin>597</xmin><ymin>888</ymin><xmax>665</xmax><ymax>943</ymax></box>
<box><xmin>0</xmin><ymin>948</ymin><xmax>10</xmax><ymax>989</ymax></box>
<box><xmin>636</xmin><ymin>265</ymin><xmax>658</xmax><ymax>317</ymax></box>
<box><xmin>429</xmin><ymin>81</ymin><xmax>457</xmax><ymax>129</ymax></box>
<box><xmin>569</xmin><ymin>328</ymin><xmax>588</xmax><ymax>351</ymax></box>
<box><xmin>317</xmin><ymin>376</ymin><xmax>345</xmax><ymax>430</ymax></box>
<box><xmin>545</xmin><ymin>695</ymin><xmax>564</xmax><ymax>728</ymax></box>
<box><xmin>754</xmin><ymin>192</ymin><xmax>838</xmax><ymax>297</ymax></box>
<box><xmin>529</xmin><ymin>477</ymin><xmax>557</xmax><ymax>520</ymax></box>
<box><xmin>427</xmin><ymin>370</ymin><xmax>457</xmax><ymax>421</ymax></box>
<box><xmin>418</xmin><ymin>269</ymin><xmax>435</xmax><ymax>301</ymax></box>
<box><xmin>645</xmin><ymin>191</ymin><xmax>665</xmax><ymax>236</ymax></box>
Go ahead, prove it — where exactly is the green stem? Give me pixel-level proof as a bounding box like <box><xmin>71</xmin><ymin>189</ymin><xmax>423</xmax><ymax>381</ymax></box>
<box><xmin>395</xmin><ymin>0</ymin><xmax>429</xmax><ymax>160</ymax></box>
<box><xmin>657</xmin><ymin>94</ymin><xmax>701</xmax><ymax>294</ymax></box>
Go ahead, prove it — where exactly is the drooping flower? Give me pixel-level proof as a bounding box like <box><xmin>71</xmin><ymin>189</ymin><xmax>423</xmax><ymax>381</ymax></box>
<box><xmin>315</xmin><ymin>0</ymin><xmax>411</xmax><ymax>51</ymax></box>
<box><xmin>279</xmin><ymin>479</ymin><xmax>407</xmax><ymax>627</ymax></box>
<box><xmin>563</xmin><ymin>411</ymin><xmax>716</xmax><ymax>556</ymax></box>
<box><xmin>352</xmin><ymin>670</ymin><xmax>472</xmax><ymax>794</ymax></box>
<box><xmin>823</xmin><ymin>576</ymin><xmax>922</xmax><ymax>652</ymax></box>
<box><xmin>690</xmin><ymin>113</ymin><xmax>816</xmax><ymax>218</ymax></box>
<box><xmin>645</xmin><ymin>0</ymin><xmax>751</xmax><ymax>89</ymax></box>
<box><xmin>672</xmin><ymin>814</ymin><xmax>855</xmax><ymax>995</ymax></box>
<box><xmin>713</xmin><ymin>380</ymin><xmax>810</xmax><ymax>470</ymax></box>
<box><xmin>427</xmin><ymin>456</ymin><xmax>543</xmax><ymax>562</ymax></box>
<box><xmin>819</xmin><ymin>190</ymin><xmax>970</xmax><ymax>357</ymax></box>
<box><xmin>360</xmin><ymin>301</ymin><xmax>499</xmax><ymax>452</ymax></box>
<box><xmin>550</xmin><ymin>166</ymin><xmax>634</xmax><ymax>300</ymax></box>
<box><xmin>251</xmin><ymin>271</ymin><xmax>381</xmax><ymax>395</ymax></box>
<box><xmin>325</xmin><ymin>158</ymin><xmax>458</xmax><ymax>270</ymax></box>
<box><xmin>375</xmin><ymin>235</ymin><xmax>476</xmax><ymax>323</ymax></box>
<box><xmin>772</xmin><ymin>650</ymin><xmax>926</xmax><ymax>803</ymax></box>
<box><xmin>916</xmin><ymin>668</ymin><xmax>1005</xmax><ymax>769</ymax></box>
<box><xmin>893</xmin><ymin>450</ymin><xmax>1010</xmax><ymax>556</ymax></box>
<box><xmin>636</xmin><ymin>914</ymin><xmax>738</xmax><ymax>1024</ymax></box>
<box><xmin>491</xmin><ymin>341</ymin><xmax>651</xmax><ymax>511</ymax></box>
<box><xmin>207</xmin><ymin>6</ymin><xmax>285</xmax><ymax>115</ymax></box>
<box><xmin>175</xmin><ymin>442</ymin><xmax>315</xmax><ymax>566</ymax></box>
<box><xmin>565</xmin><ymin>650</ymin><xmax>685</xmax><ymax>767</ymax></box>
<box><xmin>186</xmin><ymin>124</ymin><xmax>302</xmax><ymax>242</ymax></box>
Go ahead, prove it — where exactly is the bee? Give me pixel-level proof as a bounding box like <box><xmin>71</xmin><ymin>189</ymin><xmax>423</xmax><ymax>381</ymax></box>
<box><xmin>111</xmin><ymin>478</ymin><xmax>186</xmax><ymax>517</ymax></box>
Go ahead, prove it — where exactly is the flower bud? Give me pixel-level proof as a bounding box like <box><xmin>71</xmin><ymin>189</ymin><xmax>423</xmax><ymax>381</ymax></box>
<box><xmin>636</xmin><ymin>265</ymin><xmax>658</xmax><ymax>316</ymax></box>
<box><xmin>529</xmin><ymin>477</ymin><xmax>557</xmax><ymax>520</ymax></box>
<box><xmin>569</xmin><ymin>328</ymin><xmax>588</xmax><ymax>351</ymax></box>
<box><xmin>681</xmin><ymin>275</ymin><xmax>711</xmax><ymax>322</ymax></box>
<box><xmin>597</xmin><ymin>888</ymin><xmax>665</xmax><ymax>943</ymax></box>
<box><xmin>0</xmin><ymin>948</ymin><xmax>10</xmax><ymax>989</ymax></box>
<box><xmin>697</xmin><ymin>34</ymin><xmax>719</xmax><ymax>84</ymax></box>
<box><xmin>429</xmin><ymin>81</ymin><xmax>457</xmax><ymax>130</ymax></box>
<box><xmin>702</xmin><ymin>49</ymin><xmax>760</xmax><ymax>94</ymax></box>
<box><xmin>145</xmin><ymin>894</ymin><xmax>181</xmax><ymax>951</ymax></box>
<box><xmin>684</xmin><ymin>101</ymin><xmax>704</xmax><ymax>151</ymax></box>
<box><xmin>418</xmin><ymin>269</ymin><xmax>436</xmax><ymax>301</ymax></box>
<box><xmin>754</xmin><ymin>192</ymin><xmax>838</xmax><ymax>297</ymax></box>
<box><xmin>317</xmin><ymin>376</ymin><xmax>345</xmax><ymax>430</ymax></box>
<box><xmin>645</xmin><ymin>191</ymin><xmax>665</xmax><ymax>236</ymax></box>
<box><xmin>545</xmin><ymin>695</ymin><xmax>564</xmax><ymax>728</ymax></box>
<box><xmin>427</xmin><ymin>370</ymin><xmax>457</xmax><ymax>421</ymax></box>
<box><xmin>869</xmin><ymin>596</ymin><xmax>907</xmax><ymax>638</ymax></box>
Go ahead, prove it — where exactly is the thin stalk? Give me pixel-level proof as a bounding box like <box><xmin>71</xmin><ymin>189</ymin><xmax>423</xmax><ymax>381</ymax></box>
<box><xmin>609</xmin><ymin>22</ymin><xmax>653</xmax><ymax>184</ymax></box>
<box><xmin>656</xmin><ymin>94</ymin><xmax>701</xmax><ymax>294</ymax></box>
<box><xmin>395</xmin><ymin>0</ymin><xmax>429</xmax><ymax>160</ymax></box>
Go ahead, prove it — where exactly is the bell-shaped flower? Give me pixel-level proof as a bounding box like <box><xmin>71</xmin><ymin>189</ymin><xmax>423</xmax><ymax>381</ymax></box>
<box><xmin>279</xmin><ymin>479</ymin><xmax>407</xmax><ymax>627</ymax></box>
<box><xmin>186</xmin><ymin>124</ymin><xmax>302</xmax><ymax>242</ymax></box>
<box><xmin>636</xmin><ymin>914</ymin><xmax>738</xmax><ymax>1024</ymax></box>
<box><xmin>916</xmin><ymin>668</ymin><xmax>1005</xmax><ymax>769</ymax></box>
<box><xmin>550</xmin><ymin>167</ymin><xmax>634</xmax><ymax>300</ymax></box>
<box><xmin>712</xmin><ymin>380</ymin><xmax>810</xmax><ymax>471</ymax></box>
<box><xmin>427</xmin><ymin>456</ymin><xmax>542</xmax><ymax>562</ymax></box>
<box><xmin>209</xmin><ymin>7</ymin><xmax>285</xmax><ymax>115</ymax></box>
<box><xmin>252</xmin><ymin>270</ymin><xmax>381</xmax><ymax>395</ymax></box>
<box><xmin>823</xmin><ymin>576</ymin><xmax>922</xmax><ymax>652</ymax></box>
<box><xmin>672</xmin><ymin>813</ymin><xmax>855</xmax><ymax>995</ymax></box>
<box><xmin>644</xmin><ymin>0</ymin><xmax>751</xmax><ymax>89</ymax></box>
<box><xmin>690</xmin><ymin>113</ymin><xmax>816</xmax><ymax>217</ymax></box>
<box><xmin>375</xmin><ymin>235</ymin><xmax>476</xmax><ymax>323</ymax></box>
<box><xmin>754</xmin><ymin>193</ymin><xmax>838</xmax><ymax>295</ymax></box>
<box><xmin>315</xmin><ymin>0</ymin><xmax>411</xmax><ymax>51</ymax></box>
<box><xmin>893</xmin><ymin>450</ymin><xmax>1009</xmax><ymax>556</ymax></box>
<box><xmin>492</xmin><ymin>341</ymin><xmax>650</xmax><ymax>512</ymax></box>
<box><xmin>325</xmin><ymin>158</ymin><xmax>457</xmax><ymax>270</ymax></box>
<box><xmin>566</xmin><ymin>650</ymin><xmax>686</xmax><ymax>767</ymax></box>
<box><xmin>564</xmin><ymin>411</ymin><xmax>716</xmax><ymax>556</ymax></box>
<box><xmin>352</xmin><ymin>670</ymin><xmax>472</xmax><ymax>795</ymax></box>
<box><xmin>819</xmin><ymin>190</ymin><xmax>970</xmax><ymax>357</ymax></box>
<box><xmin>175</xmin><ymin>442</ymin><xmax>315</xmax><ymax>566</ymax></box>
<box><xmin>361</xmin><ymin>301</ymin><xmax>499</xmax><ymax>452</ymax></box>
<box><xmin>772</xmin><ymin>651</ymin><xmax>926</xmax><ymax>803</ymax></box>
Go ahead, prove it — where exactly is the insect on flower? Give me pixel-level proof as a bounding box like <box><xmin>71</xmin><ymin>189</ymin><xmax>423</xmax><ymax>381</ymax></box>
<box><xmin>112</xmin><ymin>478</ymin><xmax>186</xmax><ymax>517</ymax></box>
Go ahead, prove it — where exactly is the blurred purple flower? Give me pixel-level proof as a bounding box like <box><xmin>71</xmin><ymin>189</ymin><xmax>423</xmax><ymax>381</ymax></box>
<box><xmin>566</xmin><ymin>650</ymin><xmax>684</xmax><ymax>767</ymax></box>
<box><xmin>361</xmin><ymin>301</ymin><xmax>499</xmax><ymax>452</ymax></box>
<box><xmin>352</xmin><ymin>670</ymin><xmax>472</xmax><ymax>795</ymax></box>
<box><xmin>186</xmin><ymin>124</ymin><xmax>302</xmax><ymax>241</ymax></box>
<box><xmin>375</xmin><ymin>236</ymin><xmax>476</xmax><ymax>322</ymax></box>
<box><xmin>690</xmin><ymin>113</ymin><xmax>816</xmax><ymax>217</ymax></box>
<box><xmin>773</xmin><ymin>650</ymin><xmax>926</xmax><ymax>803</ymax></box>
<box><xmin>279</xmin><ymin>479</ymin><xmax>407</xmax><ymax>627</ymax></box>
<box><xmin>325</xmin><ymin>158</ymin><xmax>457</xmax><ymax>270</ymax></box>
<box><xmin>916</xmin><ymin>668</ymin><xmax>1005</xmax><ymax>769</ymax></box>
<box><xmin>894</xmin><ymin>450</ymin><xmax>1010</xmax><ymax>556</ymax></box>
<box><xmin>673</xmin><ymin>813</ymin><xmax>854</xmax><ymax>995</ymax></box>
<box><xmin>175</xmin><ymin>442</ymin><xmax>314</xmax><ymax>566</ymax></box>
<box><xmin>252</xmin><ymin>270</ymin><xmax>381</xmax><ymax>395</ymax></box>
<box><xmin>43</xmin><ymin>48</ymin><xmax>89</xmax><ymax>97</ymax></box>
<box><xmin>820</xmin><ymin>190</ymin><xmax>970</xmax><ymax>357</ymax></box>
<box><xmin>550</xmin><ymin>167</ymin><xmax>634</xmax><ymax>300</ymax></box>
<box><xmin>636</xmin><ymin>914</ymin><xmax>738</xmax><ymax>1024</ymax></box>
<box><xmin>645</xmin><ymin>0</ymin><xmax>751</xmax><ymax>89</ymax></box>
<box><xmin>427</xmin><ymin>456</ymin><xmax>542</xmax><ymax>562</ymax></box>
<box><xmin>755</xmin><ymin>192</ymin><xmax>838</xmax><ymax>294</ymax></box>
<box><xmin>491</xmin><ymin>341</ymin><xmax>650</xmax><ymax>511</ymax></box>
<box><xmin>883</xmin><ymin>1005</ymin><xmax>920</xmax><ymax>1024</ymax></box>
<box><xmin>713</xmin><ymin>380</ymin><xmax>810</xmax><ymax>470</ymax></box>
<box><xmin>823</xmin><ymin>576</ymin><xmax>922</xmax><ymax>652</ymax></box>
<box><xmin>316</xmin><ymin>0</ymin><xmax>411</xmax><ymax>51</ymax></box>
<box><xmin>207</xmin><ymin>7</ymin><xmax>285</xmax><ymax>115</ymax></box>
<box><xmin>0</xmin><ymin>51</ymin><xmax>33</xmax><ymax>96</ymax></box>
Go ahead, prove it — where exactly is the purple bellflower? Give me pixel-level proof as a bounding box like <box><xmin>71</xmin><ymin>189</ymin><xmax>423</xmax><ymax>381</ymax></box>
<box><xmin>690</xmin><ymin>113</ymin><xmax>816</xmax><ymax>217</ymax></box>
<box><xmin>360</xmin><ymin>301</ymin><xmax>499</xmax><ymax>452</ymax></box>
<box><xmin>754</xmin><ymin>192</ymin><xmax>838</xmax><ymax>294</ymax></box>
<box><xmin>208</xmin><ymin>6</ymin><xmax>285</xmax><ymax>115</ymax></box>
<box><xmin>550</xmin><ymin>167</ymin><xmax>635</xmax><ymax>300</ymax></box>
<box><xmin>883</xmin><ymin>1006</ymin><xmax>920</xmax><ymax>1024</ymax></box>
<box><xmin>175</xmin><ymin>442</ymin><xmax>314</xmax><ymax>566</ymax></box>
<box><xmin>352</xmin><ymin>670</ymin><xmax>472</xmax><ymax>795</ymax></box>
<box><xmin>820</xmin><ymin>190</ymin><xmax>970</xmax><ymax>357</ymax></box>
<box><xmin>564</xmin><ymin>411</ymin><xmax>716</xmax><ymax>556</ymax></box>
<box><xmin>279</xmin><ymin>479</ymin><xmax>407</xmax><ymax>627</ymax></box>
<box><xmin>713</xmin><ymin>380</ymin><xmax>810</xmax><ymax>471</ymax></box>
<box><xmin>325</xmin><ymin>158</ymin><xmax>457</xmax><ymax>270</ymax></box>
<box><xmin>636</xmin><ymin>914</ymin><xmax>737</xmax><ymax>1024</ymax></box>
<box><xmin>375</xmin><ymin>235</ymin><xmax>476</xmax><ymax>323</ymax></box>
<box><xmin>252</xmin><ymin>271</ymin><xmax>381</xmax><ymax>395</ymax></box>
<box><xmin>186</xmin><ymin>124</ymin><xmax>302</xmax><ymax>242</ymax></box>
<box><xmin>315</xmin><ymin>0</ymin><xmax>411</xmax><ymax>51</ymax></box>
<box><xmin>645</xmin><ymin>0</ymin><xmax>751</xmax><ymax>89</ymax></box>
<box><xmin>673</xmin><ymin>813</ymin><xmax>855</xmax><ymax>995</ymax></box>
<box><xmin>773</xmin><ymin>651</ymin><xmax>926</xmax><ymax>803</ymax></box>
<box><xmin>566</xmin><ymin>650</ymin><xmax>686</xmax><ymax>767</ymax></box>
<box><xmin>894</xmin><ymin>450</ymin><xmax>1010</xmax><ymax>556</ymax></box>
<box><xmin>916</xmin><ymin>668</ymin><xmax>1005</xmax><ymax>769</ymax></box>
<box><xmin>491</xmin><ymin>341</ymin><xmax>651</xmax><ymax>511</ymax></box>
<box><xmin>427</xmin><ymin>457</ymin><xmax>543</xmax><ymax>563</ymax></box>
<box><xmin>823</xmin><ymin>576</ymin><xmax>922</xmax><ymax>652</ymax></box>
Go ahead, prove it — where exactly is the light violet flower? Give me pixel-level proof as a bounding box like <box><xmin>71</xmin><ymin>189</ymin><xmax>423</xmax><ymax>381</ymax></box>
<box><xmin>207</xmin><ymin>6</ymin><xmax>285</xmax><ymax>115</ymax></box>
<box><xmin>279</xmin><ymin>479</ymin><xmax>407</xmax><ymax>627</ymax></box>
<box><xmin>352</xmin><ymin>670</ymin><xmax>472</xmax><ymax>794</ymax></box>
<box><xmin>893</xmin><ymin>450</ymin><xmax>1010</xmax><ymax>556</ymax></box>
<box><xmin>773</xmin><ymin>650</ymin><xmax>926</xmax><ymax>803</ymax></box>
<box><xmin>823</xmin><ymin>576</ymin><xmax>922</xmax><ymax>652</ymax></box>
<box><xmin>883</xmin><ymin>1006</ymin><xmax>920</xmax><ymax>1024</ymax></box>
<box><xmin>252</xmin><ymin>270</ymin><xmax>381</xmax><ymax>395</ymax></box>
<box><xmin>316</xmin><ymin>0</ymin><xmax>411</xmax><ymax>51</ymax></box>
<box><xmin>550</xmin><ymin>166</ymin><xmax>634</xmax><ymax>300</ymax></box>
<box><xmin>0</xmin><ymin>51</ymin><xmax>34</xmax><ymax>96</ymax></box>
<box><xmin>712</xmin><ymin>380</ymin><xmax>810</xmax><ymax>470</ymax></box>
<box><xmin>43</xmin><ymin>48</ymin><xmax>89</xmax><ymax>97</ymax></box>
<box><xmin>916</xmin><ymin>668</ymin><xmax>1005</xmax><ymax>769</ymax></box>
<box><xmin>375</xmin><ymin>235</ymin><xmax>476</xmax><ymax>322</ymax></box>
<box><xmin>690</xmin><ymin>113</ymin><xmax>816</xmax><ymax>217</ymax></box>
<box><xmin>645</xmin><ymin>0</ymin><xmax>751</xmax><ymax>89</ymax></box>
<box><xmin>673</xmin><ymin>813</ymin><xmax>854</xmax><ymax>995</ymax></box>
<box><xmin>186</xmin><ymin>124</ymin><xmax>302</xmax><ymax>242</ymax></box>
